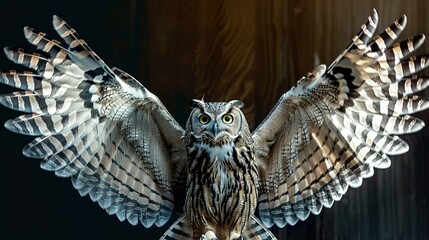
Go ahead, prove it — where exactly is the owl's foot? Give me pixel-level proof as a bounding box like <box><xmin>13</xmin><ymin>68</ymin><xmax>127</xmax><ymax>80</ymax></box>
<box><xmin>229</xmin><ymin>232</ymin><xmax>243</xmax><ymax>240</ymax></box>
<box><xmin>199</xmin><ymin>230</ymin><xmax>243</xmax><ymax>240</ymax></box>
<box><xmin>200</xmin><ymin>231</ymin><xmax>218</xmax><ymax>240</ymax></box>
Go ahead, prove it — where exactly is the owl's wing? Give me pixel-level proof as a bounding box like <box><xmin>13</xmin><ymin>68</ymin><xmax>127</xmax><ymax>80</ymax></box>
<box><xmin>0</xmin><ymin>16</ymin><xmax>187</xmax><ymax>228</ymax></box>
<box><xmin>252</xmin><ymin>9</ymin><xmax>429</xmax><ymax>228</ymax></box>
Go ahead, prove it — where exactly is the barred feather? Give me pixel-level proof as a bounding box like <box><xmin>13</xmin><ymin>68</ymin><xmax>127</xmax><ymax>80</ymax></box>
<box><xmin>0</xmin><ymin>15</ymin><xmax>186</xmax><ymax>229</ymax></box>
<box><xmin>254</xmin><ymin>9</ymin><xmax>429</xmax><ymax>228</ymax></box>
<box><xmin>160</xmin><ymin>215</ymin><xmax>192</xmax><ymax>240</ymax></box>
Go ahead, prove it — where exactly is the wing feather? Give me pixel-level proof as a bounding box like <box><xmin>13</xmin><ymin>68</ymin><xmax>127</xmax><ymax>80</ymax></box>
<box><xmin>253</xmin><ymin>9</ymin><xmax>429</xmax><ymax>228</ymax></box>
<box><xmin>0</xmin><ymin>16</ymin><xmax>186</xmax><ymax>228</ymax></box>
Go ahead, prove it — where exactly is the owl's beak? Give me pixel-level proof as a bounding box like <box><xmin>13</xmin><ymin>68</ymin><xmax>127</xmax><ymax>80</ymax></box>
<box><xmin>201</xmin><ymin>120</ymin><xmax>233</xmax><ymax>143</ymax></box>
<box><xmin>207</xmin><ymin>121</ymin><xmax>226</xmax><ymax>142</ymax></box>
<box><xmin>211</xmin><ymin>121</ymin><xmax>220</xmax><ymax>138</ymax></box>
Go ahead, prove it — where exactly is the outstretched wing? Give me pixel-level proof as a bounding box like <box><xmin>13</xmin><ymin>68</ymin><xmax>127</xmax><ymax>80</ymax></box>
<box><xmin>253</xmin><ymin>9</ymin><xmax>429</xmax><ymax>227</ymax></box>
<box><xmin>0</xmin><ymin>16</ymin><xmax>187</xmax><ymax>228</ymax></box>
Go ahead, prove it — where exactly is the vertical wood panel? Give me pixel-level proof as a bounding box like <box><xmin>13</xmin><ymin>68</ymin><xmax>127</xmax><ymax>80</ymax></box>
<box><xmin>193</xmin><ymin>0</ymin><xmax>257</xmax><ymax>126</ymax></box>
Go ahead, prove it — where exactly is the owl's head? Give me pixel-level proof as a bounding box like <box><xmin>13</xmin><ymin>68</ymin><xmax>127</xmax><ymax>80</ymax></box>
<box><xmin>184</xmin><ymin>99</ymin><xmax>249</xmax><ymax>145</ymax></box>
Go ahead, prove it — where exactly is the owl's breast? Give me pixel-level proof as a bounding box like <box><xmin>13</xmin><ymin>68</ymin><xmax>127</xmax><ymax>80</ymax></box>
<box><xmin>184</xmin><ymin>141</ymin><xmax>259</xmax><ymax>232</ymax></box>
<box><xmin>186</xmin><ymin>142</ymin><xmax>238</xmax><ymax>197</ymax></box>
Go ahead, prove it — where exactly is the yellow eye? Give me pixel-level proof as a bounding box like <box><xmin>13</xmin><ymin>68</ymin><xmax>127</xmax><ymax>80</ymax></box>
<box><xmin>222</xmin><ymin>114</ymin><xmax>234</xmax><ymax>124</ymax></box>
<box><xmin>198</xmin><ymin>114</ymin><xmax>210</xmax><ymax>124</ymax></box>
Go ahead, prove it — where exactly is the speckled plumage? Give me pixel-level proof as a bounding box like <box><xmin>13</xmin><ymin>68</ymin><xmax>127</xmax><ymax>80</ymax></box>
<box><xmin>0</xmin><ymin>9</ymin><xmax>428</xmax><ymax>240</ymax></box>
<box><xmin>182</xmin><ymin>101</ymin><xmax>259</xmax><ymax>239</ymax></box>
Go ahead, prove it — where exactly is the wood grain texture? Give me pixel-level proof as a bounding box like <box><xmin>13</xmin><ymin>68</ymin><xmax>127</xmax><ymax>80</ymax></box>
<box><xmin>0</xmin><ymin>0</ymin><xmax>428</xmax><ymax>239</ymax></box>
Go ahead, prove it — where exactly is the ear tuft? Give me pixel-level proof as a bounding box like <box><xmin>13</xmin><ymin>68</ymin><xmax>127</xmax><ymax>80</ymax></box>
<box><xmin>189</xmin><ymin>99</ymin><xmax>205</xmax><ymax>109</ymax></box>
<box><xmin>229</xmin><ymin>100</ymin><xmax>244</xmax><ymax>109</ymax></box>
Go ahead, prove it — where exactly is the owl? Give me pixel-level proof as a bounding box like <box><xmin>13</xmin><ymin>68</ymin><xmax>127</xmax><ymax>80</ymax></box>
<box><xmin>0</xmin><ymin>9</ymin><xmax>428</xmax><ymax>240</ymax></box>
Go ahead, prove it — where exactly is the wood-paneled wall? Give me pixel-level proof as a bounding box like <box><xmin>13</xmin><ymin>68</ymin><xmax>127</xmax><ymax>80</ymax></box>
<box><xmin>0</xmin><ymin>0</ymin><xmax>428</xmax><ymax>239</ymax></box>
<box><xmin>141</xmin><ymin>0</ymin><xmax>429</xmax><ymax>129</ymax></box>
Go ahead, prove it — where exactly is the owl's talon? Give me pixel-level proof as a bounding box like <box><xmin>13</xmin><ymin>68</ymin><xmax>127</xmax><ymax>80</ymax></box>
<box><xmin>199</xmin><ymin>236</ymin><xmax>219</xmax><ymax>240</ymax></box>
<box><xmin>200</xmin><ymin>230</ymin><xmax>218</xmax><ymax>240</ymax></box>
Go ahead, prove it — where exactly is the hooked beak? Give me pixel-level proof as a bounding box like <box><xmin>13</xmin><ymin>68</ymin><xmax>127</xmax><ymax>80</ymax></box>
<box><xmin>203</xmin><ymin>121</ymin><xmax>238</xmax><ymax>143</ymax></box>
<box><xmin>209</xmin><ymin>121</ymin><xmax>220</xmax><ymax>140</ymax></box>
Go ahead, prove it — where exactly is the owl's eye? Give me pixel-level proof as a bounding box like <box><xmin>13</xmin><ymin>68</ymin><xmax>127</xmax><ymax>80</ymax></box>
<box><xmin>222</xmin><ymin>114</ymin><xmax>234</xmax><ymax>124</ymax></box>
<box><xmin>198</xmin><ymin>114</ymin><xmax>211</xmax><ymax>124</ymax></box>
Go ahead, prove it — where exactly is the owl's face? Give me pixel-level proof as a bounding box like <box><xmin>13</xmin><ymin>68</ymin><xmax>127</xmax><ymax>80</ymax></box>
<box><xmin>186</xmin><ymin>99</ymin><xmax>247</xmax><ymax>144</ymax></box>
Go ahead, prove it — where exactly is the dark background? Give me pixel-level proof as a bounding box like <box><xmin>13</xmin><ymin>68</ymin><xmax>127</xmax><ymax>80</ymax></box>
<box><xmin>0</xmin><ymin>0</ymin><xmax>428</xmax><ymax>239</ymax></box>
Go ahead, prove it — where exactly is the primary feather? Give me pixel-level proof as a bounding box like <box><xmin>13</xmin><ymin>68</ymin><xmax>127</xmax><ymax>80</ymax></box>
<box><xmin>254</xmin><ymin>9</ymin><xmax>429</xmax><ymax>228</ymax></box>
<box><xmin>1</xmin><ymin>15</ymin><xmax>186</xmax><ymax>228</ymax></box>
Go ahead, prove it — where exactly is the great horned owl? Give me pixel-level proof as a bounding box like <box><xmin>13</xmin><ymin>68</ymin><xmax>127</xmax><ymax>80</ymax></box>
<box><xmin>0</xmin><ymin>9</ymin><xmax>428</xmax><ymax>240</ymax></box>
